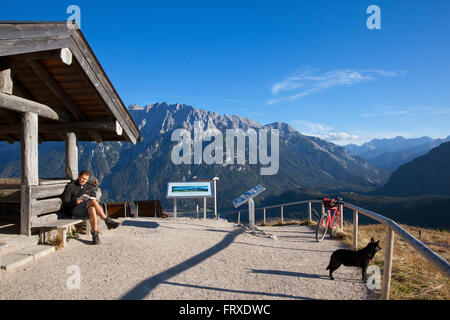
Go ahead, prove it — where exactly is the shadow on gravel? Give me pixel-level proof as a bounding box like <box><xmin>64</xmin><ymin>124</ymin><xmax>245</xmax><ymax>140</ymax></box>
<box><xmin>74</xmin><ymin>238</ymin><xmax>95</xmax><ymax>245</ymax></box>
<box><xmin>161</xmin><ymin>281</ymin><xmax>315</xmax><ymax>300</ymax></box>
<box><xmin>159</xmin><ymin>225</ymin><xmax>230</xmax><ymax>234</ymax></box>
<box><xmin>234</xmin><ymin>241</ymin><xmax>333</xmax><ymax>253</ymax></box>
<box><xmin>121</xmin><ymin>227</ymin><xmax>245</xmax><ymax>300</ymax></box>
<box><xmin>121</xmin><ymin>220</ymin><xmax>159</xmax><ymax>229</ymax></box>
<box><xmin>251</xmin><ymin>269</ymin><xmax>358</xmax><ymax>283</ymax></box>
<box><xmin>251</xmin><ymin>269</ymin><xmax>328</xmax><ymax>280</ymax></box>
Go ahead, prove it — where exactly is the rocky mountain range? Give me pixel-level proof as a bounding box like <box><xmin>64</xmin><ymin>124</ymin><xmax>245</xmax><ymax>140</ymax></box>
<box><xmin>344</xmin><ymin>136</ymin><xmax>450</xmax><ymax>172</ymax></box>
<box><xmin>0</xmin><ymin>102</ymin><xmax>388</xmax><ymax>211</ymax></box>
<box><xmin>373</xmin><ymin>141</ymin><xmax>450</xmax><ymax>197</ymax></box>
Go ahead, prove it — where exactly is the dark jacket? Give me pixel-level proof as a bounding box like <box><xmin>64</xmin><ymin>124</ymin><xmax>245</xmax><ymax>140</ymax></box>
<box><xmin>62</xmin><ymin>180</ymin><xmax>96</xmax><ymax>215</ymax></box>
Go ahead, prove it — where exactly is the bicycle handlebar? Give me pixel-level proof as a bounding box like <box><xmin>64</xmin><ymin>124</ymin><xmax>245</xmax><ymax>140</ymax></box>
<box><xmin>317</xmin><ymin>197</ymin><xmax>344</xmax><ymax>203</ymax></box>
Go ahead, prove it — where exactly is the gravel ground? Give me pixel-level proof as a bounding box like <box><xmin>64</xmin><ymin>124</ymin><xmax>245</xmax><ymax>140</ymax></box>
<box><xmin>0</xmin><ymin>217</ymin><xmax>369</xmax><ymax>300</ymax></box>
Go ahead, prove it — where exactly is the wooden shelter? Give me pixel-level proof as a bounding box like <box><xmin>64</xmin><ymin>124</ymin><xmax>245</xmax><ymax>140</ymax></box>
<box><xmin>0</xmin><ymin>22</ymin><xmax>141</xmax><ymax>236</ymax></box>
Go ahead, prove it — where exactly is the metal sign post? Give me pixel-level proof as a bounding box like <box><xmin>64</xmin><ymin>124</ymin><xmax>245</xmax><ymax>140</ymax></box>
<box><xmin>203</xmin><ymin>197</ymin><xmax>207</xmax><ymax>219</ymax></box>
<box><xmin>233</xmin><ymin>184</ymin><xmax>265</xmax><ymax>231</ymax></box>
<box><xmin>167</xmin><ymin>181</ymin><xmax>214</xmax><ymax>219</ymax></box>
<box><xmin>248</xmin><ymin>198</ymin><xmax>255</xmax><ymax>231</ymax></box>
<box><xmin>174</xmin><ymin>198</ymin><xmax>177</xmax><ymax>218</ymax></box>
<box><xmin>193</xmin><ymin>177</ymin><xmax>220</xmax><ymax>219</ymax></box>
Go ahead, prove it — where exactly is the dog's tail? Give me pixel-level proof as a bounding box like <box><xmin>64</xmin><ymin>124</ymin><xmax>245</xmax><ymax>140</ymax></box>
<box><xmin>326</xmin><ymin>263</ymin><xmax>330</xmax><ymax>270</ymax></box>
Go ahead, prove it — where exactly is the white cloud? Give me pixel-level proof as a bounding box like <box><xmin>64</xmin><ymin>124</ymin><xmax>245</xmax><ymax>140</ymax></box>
<box><xmin>291</xmin><ymin>120</ymin><xmax>332</xmax><ymax>133</ymax></box>
<box><xmin>319</xmin><ymin>132</ymin><xmax>360</xmax><ymax>142</ymax></box>
<box><xmin>291</xmin><ymin>120</ymin><xmax>361</xmax><ymax>144</ymax></box>
<box><xmin>267</xmin><ymin>67</ymin><xmax>405</xmax><ymax>105</ymax></box>
<box><xmin>361</xmin><ymin>110</ymin><xmax>413</xmax><ymax>117</ymax></box>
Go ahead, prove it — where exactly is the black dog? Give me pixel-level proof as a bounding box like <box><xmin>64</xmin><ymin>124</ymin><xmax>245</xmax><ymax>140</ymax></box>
<box><xmin>326</xmin><ymin>238</ymin><xmax>381</xmax><ymax>281</ymax></box>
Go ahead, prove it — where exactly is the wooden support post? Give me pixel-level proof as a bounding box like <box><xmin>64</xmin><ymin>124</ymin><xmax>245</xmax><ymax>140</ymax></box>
<box><xmin>238</xmin><ymin>211</ymin><xmax>241</xmax><ymax>225</ymax></box>
<box><xmin>353</xmin><ymin>210</ymin><xmax>358</xmax><ymax>249</ymax></box>
<box><xmin>58</xmin><ymin>227</ymin><xmax>68</xmax><ymax>248</ymax></box>
<box><xmin>381</xmin><ymin>227</ymin><xmax>395</xmax><ymax>300</ymax></box>
<box><xmin>339</xmin><ymin>203</ymin><xmax>344</xmax><ymax>229</ymax></box>
<box><xmin>65</xmin><ymin>131</ymin><xmax>78</xmax><ymax>180</ymax></box>
<box><xmin>20</xmin><ymin>112</ymin><xmax>38</xmax><ymax>186</ymax></box>
<box><xmin>196</xmin><ymin>204</ymin><xmax>199</xmax><ymax>219</ymax></box>
<box><xmin>0</xmin><ymin>68</ymin><xmax>13</xmax><ymax>94</ymax></box>
<box><xmin>20</xmin><ymin>112</ymin><xmax>38</xmax><ymax>236</ymax></box>
<box><xmin>263</xmin><ymin>208</ymin><xmax>266</xmax><ymax>224</ymax></box>
<box><xmin>281</xmin><ymin>206</ymin><xmax>284</xmax><ymax>224</ymax></box>
<box><xmin>308</xmin><ymin>201</ymin><xmax>312</xmax><ymax>222</ymax></box>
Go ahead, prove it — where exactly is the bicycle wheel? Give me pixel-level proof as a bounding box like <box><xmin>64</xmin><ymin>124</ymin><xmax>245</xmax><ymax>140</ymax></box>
<box><xmin>316</xmin><ymin>214</ymin><xmax>329</xmax><ymax>242</ymax></box>
<box><xmin>329</xmin><ymin>214</ymin><xmax>340</xmax><ymax>239</ymax></box>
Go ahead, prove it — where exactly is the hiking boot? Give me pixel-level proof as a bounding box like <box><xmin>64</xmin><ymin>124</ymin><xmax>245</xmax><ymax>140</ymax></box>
<box><xmin>105</xmin><ymin>217</ymin><xmax>120</xmax><ymax>230</ymax></box>
<box><xmin>91</xmin><ymin>231</ymin><xmax>101</xmax><ymax>245</ymax></box>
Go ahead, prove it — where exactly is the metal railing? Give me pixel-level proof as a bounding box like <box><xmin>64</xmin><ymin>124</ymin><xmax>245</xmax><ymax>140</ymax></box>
<box><xmin>236</xmin><ymin>199</ymin><xmax>450</xmax><ymax>300</ymax></box>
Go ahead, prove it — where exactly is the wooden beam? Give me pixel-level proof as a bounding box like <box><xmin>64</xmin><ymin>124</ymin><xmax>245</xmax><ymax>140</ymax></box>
<box><xmin>0</xmin><ymin>92</ymin><xmax>71</xmax><ymax>121</ymax></box>
<box><xmin>13</xmin><ymin>77</ymin><xmax>37</xmax><ymax>100</ymax></box>
<box><xmin>116</xmin><ymin>120</ymin><xmax>123</xmax><ymax>136</ymax></box>
<box><xmin>0</xmin><ymin>23</ymin><xmax>72</xmax><ymax>41</ymax></box>
<box><xmin>60</xmin><ymin>48</ymin><xmax>72</xmax><ymax>65</ymax></box>
<box><xmin>0</xmin><ymin>36</ymin><xmax>72</xmax><ymax>57</ymax></box>
<box><xmin>26</xmin><ymin>59</ymin><xmax>102</xmax><ymax>142</ymax></box>
<box><xmin>31</xmin><ymin>198</ymin><xmax>62</xmax><ymax>217</ymax></box>
<box><xmin>88</xmin><ymin>130</ymin><xmax>103</xmax><ymax>143</ymax></box>
<box><xmin>0</xmin><ymin>188</ymin><xmax>20</xmax><ymax>201</ymax></box>
<box><xmin>10</xmin><ymin>48</ymin><xmax>73</xmax><ymax>65</ymax></box>
<box><xmin>31</xmin><ymin>183</ymin><xmax>67</xmax><ymax>200</ymax></box>
<box><xmin>0</xmin><ymin>134</ymin><xmax>16</xmax><ymax>144</ymax></box>
<box><xmin>0</xmin><ymin>178</ymin><xmax>21</xmax><ymax>187</ymax></box>
<box><xmin>0</xmin><ymin>68</ymin><xmax>13</xmax><ymax>94</ymax></box>
<box><xmin>55</xmin><ymin>131</ymin><xmax>66</xmax><ymax>140</ymax></box>
<box><xmin>0</xmin><ymin>121</ymin><xmax>119</xmax><ymax>134</ymax></box>
<box><xmin>26</xmin><ymin>59</ymin><xmax>85</xmax><ymax>120</ymax></box>
<box><xmin>65</xmin><ymin>131</ymin><xmax>78</xmax><ymax>180</ymax></box>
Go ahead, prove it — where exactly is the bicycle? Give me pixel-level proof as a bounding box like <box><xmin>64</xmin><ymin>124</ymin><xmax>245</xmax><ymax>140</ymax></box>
<box><xmin>315</xmin><ymin>197</ymin><xmax>343</xmax><ymax>242</ymax></box>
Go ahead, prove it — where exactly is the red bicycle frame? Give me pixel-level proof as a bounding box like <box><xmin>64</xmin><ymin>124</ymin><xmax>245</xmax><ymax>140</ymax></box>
<box><xmin>324</xmin><ymin>204</ymin><xmax>341</xmax><ymax>229</ymax></box>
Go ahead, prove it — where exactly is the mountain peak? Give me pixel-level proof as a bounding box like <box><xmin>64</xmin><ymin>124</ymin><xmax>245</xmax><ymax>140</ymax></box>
<box><xmin>266</xmin><ymin>122</ymin><xmax>301</xmax><ymax>136</ymax></box>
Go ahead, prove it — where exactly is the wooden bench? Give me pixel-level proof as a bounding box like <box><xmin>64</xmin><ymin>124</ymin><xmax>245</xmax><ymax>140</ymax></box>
<box><xmin>32</xmin><ymin>218</ymin><xmax>91</xmax><ymax>248</ymax></box>
<box><xmin>103</xmin><ymin>201</ymin><xmax>130</xmax><ymax>218</ymax></box>
<box><xmin>134</xmin><ymin>200</ymin><xmax>163</xmax><ymax>217</ymax></box>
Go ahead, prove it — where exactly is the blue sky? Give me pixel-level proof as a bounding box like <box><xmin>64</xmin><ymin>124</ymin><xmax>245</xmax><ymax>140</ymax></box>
<box><xmin>2</xmin><ymin>0</ymin><xmax>450</xmax><ymax>145</ymax></box>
